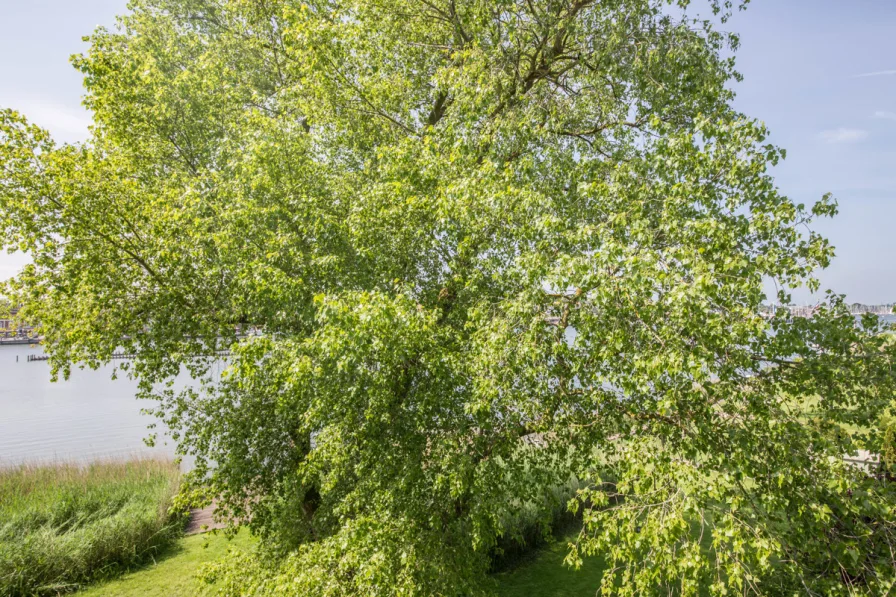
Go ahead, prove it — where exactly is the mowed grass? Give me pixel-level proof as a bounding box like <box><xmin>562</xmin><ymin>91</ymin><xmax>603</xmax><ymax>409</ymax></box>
<box><xmin>0</xmin><ymin>459</ymin><xmax>184</xmax><ymax>597</ymax></box>
<box><xmin>494</xmin><ymin>526</ymin><xmax>607</xmax><ymax>597</ymax></box>
<box><xmin>77</xmin><ymin>530</ymin><xmax>255</xmax><ymax>597</ymax></box>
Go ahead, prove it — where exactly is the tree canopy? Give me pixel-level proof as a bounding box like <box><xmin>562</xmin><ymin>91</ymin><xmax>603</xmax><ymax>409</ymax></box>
<box><xmin>2</xmin><ymin>0</ymin><xmax>895</xmax><ymax>594</ymax></box>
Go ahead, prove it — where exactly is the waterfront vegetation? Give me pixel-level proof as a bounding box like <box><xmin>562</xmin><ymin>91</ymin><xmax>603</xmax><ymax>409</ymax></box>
<box><xmin>18</xmin><ymin>525</ymin><xmax>602</xmax><ymax>597</ymax></box>
<box><xmin>47</xmin><ymin>525</ymin><xmax>603</xmax><ymax>597</ymax></box>
<box><xmin>1</xmin><ymin>458</ymin><xmax>586</xmax><ymax>596</ymax></box>
<box><xmin>0</xmin><ymin>459</ymin><xmax>183</xmax><ymax>597</ymax></box>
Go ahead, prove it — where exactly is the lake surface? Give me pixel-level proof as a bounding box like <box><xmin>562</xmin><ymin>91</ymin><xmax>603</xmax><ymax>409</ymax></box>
<box><xmin>0</xmin><ymin>344</ymin><xmax>219</xmax><ymax>466</ymax></box>
<box><xmin>1</xmin><ymin>314</ymin><xmax>893</xmax><ymax>466</ymax></box>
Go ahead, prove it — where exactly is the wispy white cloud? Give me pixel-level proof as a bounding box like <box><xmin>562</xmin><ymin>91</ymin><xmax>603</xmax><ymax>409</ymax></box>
<box><xmin>817</xmin><ymin>128</ymin><xmax>869</xmax><ymax>144</ymax></box>
<box><xmin>21</xmin><ymin>102</ymin><xmax>92</xmax><ymax>141</ymax></box>
<box><xmin>0</xmin><ymin>252</ymin><xmax>30</xmax><ymax>282</ymax></box>
<box><xmin>854</xmin><ymin>69</ymin><xmax>896</xmax><ymax>78</ymax></box>
<box><xmin>0</xmin><ymin>97</ymin><xmax>92</xmax><ymax>143</ymax></box>
<box><xmin>874</xmin><ymin>110</ymin><xmax>896</xmax><ymax>122</ymax></box>
<box><xmin>0</xmin><ymin>265</ymin><xmax>23</xmax><ymax>281</ymax></box>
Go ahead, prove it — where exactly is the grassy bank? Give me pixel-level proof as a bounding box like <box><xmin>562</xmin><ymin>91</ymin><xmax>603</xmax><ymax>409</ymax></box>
<box><xmin>0</xmin><ymin>459</ymin><xmax>184</xmax><ymax>597</ymax></box>
<box><xmin>77</xmin><ymin>531</ymin><xmax>255</xmax><ymax>597</ymax></box>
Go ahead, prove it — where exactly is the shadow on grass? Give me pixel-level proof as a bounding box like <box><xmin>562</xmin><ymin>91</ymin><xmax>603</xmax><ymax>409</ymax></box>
<box><xmin>491</xmin><ymin>520</ymin><xmax>609</xmax><ymax>597</ymax></box>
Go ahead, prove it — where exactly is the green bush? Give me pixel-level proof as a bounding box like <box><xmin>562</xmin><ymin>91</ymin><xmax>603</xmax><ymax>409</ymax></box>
<box><xmin>0</xmin><ymin>459</ymin><xmax>184</xmax><ymax>596</ymax></box>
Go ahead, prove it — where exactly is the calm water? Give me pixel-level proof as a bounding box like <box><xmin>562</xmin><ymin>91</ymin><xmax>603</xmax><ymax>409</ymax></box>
<box><xmin>0</xmin><ymin>344</ymin><xmax>218</xmax><ymax>466</ymax></box>
<box><xmin>1</xmin><ymin>314</ymin><xmax>893</xmax><ymax>466</ymax></box>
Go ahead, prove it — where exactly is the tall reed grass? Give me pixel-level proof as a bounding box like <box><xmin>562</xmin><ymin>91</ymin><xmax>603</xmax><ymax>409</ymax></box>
<box><xmin>0</xmin><ymin>458</ymin><xmax>184</xmax><ymax>597</ymax></box>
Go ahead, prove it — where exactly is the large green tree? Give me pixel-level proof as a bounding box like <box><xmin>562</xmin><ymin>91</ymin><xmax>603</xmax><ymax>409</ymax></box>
<box><xmin>2</xmin><ymin>0</ymin><xmax>895</xmax><ymax>594</ymax></box>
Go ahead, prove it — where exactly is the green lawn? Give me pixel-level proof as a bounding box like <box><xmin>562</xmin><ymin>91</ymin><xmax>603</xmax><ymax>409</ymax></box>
<box><xmin>77</xmin><ymin>531</ymin><xmax>254</xmax><ymax>597</ymax></box>
<box><xmin>76</xmin><ymin>527</ymin><xmax>603</xmax><ymax>597</ymax></box>
<box><xmin>494</xmin><ymin>528</ymin><xmax>606</xmax><ymax>597</ymax></box>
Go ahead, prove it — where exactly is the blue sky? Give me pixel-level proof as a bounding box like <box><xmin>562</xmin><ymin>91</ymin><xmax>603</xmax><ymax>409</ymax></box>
<box><xmin>1</xmin><ymin>0</ymin><xmax>894</xmax><ymax>303</ymax></box>
<box><xmin>732</xmin><ymin>0</ymin><xmax>896</xmax><ymax>303</ymax></box>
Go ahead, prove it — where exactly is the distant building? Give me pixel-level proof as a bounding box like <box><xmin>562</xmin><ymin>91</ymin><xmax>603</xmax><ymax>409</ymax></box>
<box><xmin>0</xmin><ymin>306</ymin><xmax>36</xmax><ymax>339</ymax></box>
<box><xmin>0</xmin><ymin>306</ymin><xmax>17</xmax><ymax>332</ymax></box>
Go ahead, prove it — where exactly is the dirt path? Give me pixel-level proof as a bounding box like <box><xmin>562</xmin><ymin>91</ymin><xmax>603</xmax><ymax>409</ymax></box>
<box><xmin>186</xmin><ymin>503</ymin><xmax>227</xmax><ymax>535</ymax></box>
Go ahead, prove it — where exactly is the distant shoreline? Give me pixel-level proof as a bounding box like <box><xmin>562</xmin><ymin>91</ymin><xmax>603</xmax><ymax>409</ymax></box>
<box><xmin>0</xmin><ymin>337</ymin><xmax>40</xmax><ymax>346</ymax></box>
